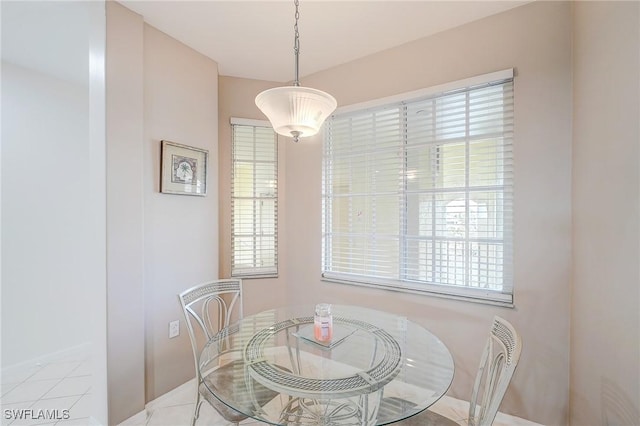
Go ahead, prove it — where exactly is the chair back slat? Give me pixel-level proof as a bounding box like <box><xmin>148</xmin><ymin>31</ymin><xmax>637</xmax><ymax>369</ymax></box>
<box><xmin>468</xmin><ymin>316</ymin><xmax>522</xmax><ymax>426</ymax></box>
<box><xmin>178</xmin><ymin>279</ymin><xmax>243</xmax><ymax>382</ymax></box>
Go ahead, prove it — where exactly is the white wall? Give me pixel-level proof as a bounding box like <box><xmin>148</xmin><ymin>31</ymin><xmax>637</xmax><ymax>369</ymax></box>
<box><xmin>1</xmin><ymin>61</ymin><xmax>92</xmax><ymax>364</ymax></box>
<box><xmin>571</xmin><ymin>2</ymin><xmax>640</xmax><ymax>424</ymax></box>
<box><xmin>1</xmin><ymin>1</ymin><xmax>108</xmax><ymax>423</ymax></box>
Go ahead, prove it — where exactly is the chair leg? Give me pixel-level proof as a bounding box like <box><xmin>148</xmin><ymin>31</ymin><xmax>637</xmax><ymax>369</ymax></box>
<box><xmin>192</xmin><ymin>391</ymin><xmax>203</xmax><ymax>426</ymax></box>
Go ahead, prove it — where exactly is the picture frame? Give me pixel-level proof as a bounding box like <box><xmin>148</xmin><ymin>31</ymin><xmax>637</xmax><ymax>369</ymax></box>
<box><xmin>160</xmin><ymin>140</ymin><xmax>208</xmax><ymax>196</ymax></box>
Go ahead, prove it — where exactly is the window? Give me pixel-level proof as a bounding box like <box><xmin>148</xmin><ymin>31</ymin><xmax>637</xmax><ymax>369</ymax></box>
<box><xmin>322</xmin><ymin>70</ymin><xmax>514</xmax><ymax>304</ymax></box>
<box><xmin>231</xmin><ymin>118</ymin><xmax>278</xmax><ymax>277</ymax></box>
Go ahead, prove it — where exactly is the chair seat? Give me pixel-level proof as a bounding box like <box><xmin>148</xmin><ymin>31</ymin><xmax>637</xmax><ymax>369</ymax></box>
<box><xmin>200</xmin><ymin>359</ymin><xmax>282</xmax><ymax>423</ymax></box>
<box><xmin>179</xmin><ymin>279</ymin><xmax>251</xmax><ymax>425</ymax></box>
<box><xmin>379</xmin><ymin>396</ymin><xmax>459</xmax><ymax>426</ymax></box>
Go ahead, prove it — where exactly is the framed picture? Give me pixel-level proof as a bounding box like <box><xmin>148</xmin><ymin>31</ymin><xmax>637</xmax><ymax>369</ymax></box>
<box><xmin>160</xmin><ymin>140</ymin><xmax>208</xmax><ymax>196</ymax></box>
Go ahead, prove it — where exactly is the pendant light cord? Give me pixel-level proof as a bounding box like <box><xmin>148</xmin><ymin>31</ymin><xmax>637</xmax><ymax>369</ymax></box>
<box><xmin>255</xmin><ymin>0</ymin><xmax>335</xmax><ymax>144</ymax></box>
<box><xmin>293</xmin><ymin>0</ymin><xmax>300</xmax><ymax>87</ymax></box>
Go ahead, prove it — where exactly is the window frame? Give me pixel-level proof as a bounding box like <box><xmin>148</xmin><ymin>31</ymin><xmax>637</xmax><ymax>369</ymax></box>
<box><xmin>321</xmin><ymin>69</ymin><xmax>514</xmax><ymax>306</ymax></box>
<box><xmin>230</xmin><ymin>117</ymin><xmax>278</xmax><ymax>278</ymax></box>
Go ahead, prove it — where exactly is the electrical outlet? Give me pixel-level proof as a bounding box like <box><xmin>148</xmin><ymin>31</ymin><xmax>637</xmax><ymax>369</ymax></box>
<box><xmin>169</xmin><ymin>320</ymin><xmax>180</xmax><ymax>338</ymax></box>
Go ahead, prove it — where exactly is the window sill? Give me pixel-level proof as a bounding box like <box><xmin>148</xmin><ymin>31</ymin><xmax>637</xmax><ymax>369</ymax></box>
<box><xmin>232</xmin><ymin>273</ymin><xmax>278</xmax><ymax>280</ymax></box>
<box><xmin>321</xmin><ymin>276</ymin><xmax>514</xmax><ymax>308</ymax></box>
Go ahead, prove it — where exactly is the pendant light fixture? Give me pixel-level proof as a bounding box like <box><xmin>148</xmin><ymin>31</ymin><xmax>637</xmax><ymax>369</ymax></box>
<box><xmin>255</xmin><ymin>0</ymin><xmax>337</xmax><ymax>143</ymax></box>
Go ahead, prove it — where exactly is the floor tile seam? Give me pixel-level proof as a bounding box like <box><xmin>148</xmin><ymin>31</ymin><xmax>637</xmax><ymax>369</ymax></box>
<box><xmin>37</xmin><ymin>392</ymin><xmax>87</xmax><ymax>403</ymax></box>
<box><xmin>53</xmin><ymin>416</ymin><xmax>90</xmax><ymax>426</ymax></box>
<box><xmin>19</xmin><ymin>366</ymin><xmax>46</xmax><ymax>385</ymax></box>
<box><xmin>65</xmin><ymin>394</ymin><xmax>88</xmax><ymax>418</ymax></box>
<box><xmin>1</xmin><ymin>383</ymin><xmax>19</xmax><ymax>391</ymax></box>
<box><xmin>69</xmin><ymin>394</ymin><xmax>94</xmax><ymax>421</ymax></box>
<box><xmin>10</xmin><ymin>420</ymin><xmax>56</xmax><ymax>426</ymax></box>
<box><xmin>3</xmin><ymin>398</ymin><xmax>50</xmax><ymax>426</ymax></box>
<box><xmin>1</xmin><ymin>397</ymin><xmax>38</xmax><ymax>410</ymax></box>
<box><xmin>60</xmin><ymin>420</ymin><xmax>91</xmax><ymax>425</ymax></box>
<box><xmin>1</xmin><ymin>365</ymin><xmax>43</xmax><ymax>390</ymax></box>
<box><xmin>33</xmin><ymin>394</ymin><xmax>83</xmax><ymax>413</ymax></box>
<box><xmin>29</xmin><ymin>361</ymin><xmax>85</xmax><ymax>382</ymax></box>
<box><xmin>64</xmin><ymin>364</ymin><xmax>89</xmax><ymax>380</ymax></box>
<box><xmin>61</xmin><ymin>373</ymin><xmax>90</xmax><ymax>380</ymax></box>
<box><xmin>39</xmin><ymin>378</ymin><xmax>66</xmax><ymax>403</ymax></box>
<box><xmin>1</xmin><ymin>384</ymin><xmax>21</xmax><ymax>398</ymax></box>
<box><xmin>14</xmin><ymin>377</ymin><xmax>65</xmax><ymax>386</ymax></box>
<box><xmin>23</xmin><ymin>362</ymin><xmax>61</xmax><ymax>383</ymax></box>
<box><xmin>2</xmin><ymin>377</ymin><xmax>65</xmax><ymax>406</ymax></box>
<box><xmin>145</xmin><ymin>402</ymin><xmax>201</xmax><ymax>426</ymax></box>
<box><xmin>42</xmin><ymin>376</ymin><xmax>92</xmax><ymax>400</ymax></box>
<box><xmin>149</xmin><ymin>401</ymin><xmax>195</xmax><ymax>411</ymax></box>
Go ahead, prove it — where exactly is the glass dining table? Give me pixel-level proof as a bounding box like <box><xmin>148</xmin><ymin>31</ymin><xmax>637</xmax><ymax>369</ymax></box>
<box><xmin>199</xmin><ymin>305</ymin><xmax>454</xmax><ymax>425</ymax></box>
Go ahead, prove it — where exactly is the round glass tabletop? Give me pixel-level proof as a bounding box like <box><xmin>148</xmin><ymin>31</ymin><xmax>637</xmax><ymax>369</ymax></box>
<box><xmin>199</xmin><ymin>305</ymin><xmax>454</xmax><ymax>425</ymax></box>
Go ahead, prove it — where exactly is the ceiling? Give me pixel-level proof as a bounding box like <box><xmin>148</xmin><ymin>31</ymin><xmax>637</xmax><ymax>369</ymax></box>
<box><xmin>120</xmin><ymin>1</ymin><xmax>531</xmax><ymax>83</ymax></box>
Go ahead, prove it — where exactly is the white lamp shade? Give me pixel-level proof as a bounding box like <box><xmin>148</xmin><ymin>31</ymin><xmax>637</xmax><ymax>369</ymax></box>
<box><xmin>255</xmin><ymin>86</ymin><xmax>337</xmax><ymax>139</ymax></box>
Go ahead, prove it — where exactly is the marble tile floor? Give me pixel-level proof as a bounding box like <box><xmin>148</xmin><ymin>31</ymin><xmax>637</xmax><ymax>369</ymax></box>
<box><xmin>119</xmin><ymin>379</ymin><xmax>543</xmax><ymax>426</ymax></box>
<box><xmin>2</xmin><ymin>357</ymin><xmax>543</xmax><ymax>426</ymax></box>
<box><xmin>1</xmin><ymin>353</ymin><xmax>94</xmax><ymax>426</ymax></box>
<box><xmin>1</xmin><ymin>349</ymin><xmax>542</xmax><ymax>426</ymax></box>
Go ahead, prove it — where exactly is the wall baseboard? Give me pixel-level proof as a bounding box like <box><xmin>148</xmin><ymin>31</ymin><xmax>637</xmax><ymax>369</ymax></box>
<box><xmin>1</xmin><ymin>342</ymin><xmax>90</xmax><ymax>376</ymax></box>
<box><xmin>144</xmin><ymin>378</ymin><xmax>195</xmax><ymax>412</ymax></box>
<box><xmin>118</xmin><ymin>379</ymin><xmax>195</xmax><ymax>425</ymax></box>
<box><xmin>116</xmin><ymin>409</ymin><xmax>148</xmax><ymax>426</ymax></box>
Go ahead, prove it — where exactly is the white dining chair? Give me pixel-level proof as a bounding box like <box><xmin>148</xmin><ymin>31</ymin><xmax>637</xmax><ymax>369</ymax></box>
<box><xmin>178</xmin><ymin>279</ymin><xmax>278</xmax><ymax>426</ymax></box>
<box><xmin>382</xmin><ymin>316</ymin><xmax>523</xmax><ymax>426</ymax></box>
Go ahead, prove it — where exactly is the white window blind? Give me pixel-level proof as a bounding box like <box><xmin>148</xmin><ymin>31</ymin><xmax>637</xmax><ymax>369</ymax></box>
<box><xmin>231</xmin><ymin>119</ymin><xmax>278</xmax><ymax>277</ymax></box>
<box><xmin>322</xmin><ymin>71</ymin><xmax>514</xmax><ymax>304</ymax></box>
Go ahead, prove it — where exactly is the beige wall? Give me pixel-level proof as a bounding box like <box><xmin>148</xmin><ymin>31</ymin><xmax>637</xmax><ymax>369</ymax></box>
<box><xmin>219</xmin><ymin>2</ymin><xmax>572</xmax><ymax>424</ymax></box>
<box><xmin>290</xmin><ymin>3</ymin><xmax>572</xmax><ymax>425</ymax></box>
<box><xmin>106</xmin><ymin>2</ymin><xmax>145</xmax><ymax>422</ymax></box>
<box><xmin>571</xmin><ymin>2</ymin><xmax>640</xmax><ymax>425</ymax></box>
<box><xmin>107</xmin><ymin>2</ymin><xmax>219</xmax><ymax>422</ymax></box>
<box><xmin>218</xmin><ymin>76</ymin><xmax>290</xmax><ymax>314</ymax></box>
<box><xmin>106</xmin><ymin>1</ymin><xmax>639</xmax><ymax>424</ymax></box>
<box><xmin>143</xmin><ymin>22</ymin><xmax>220</xmax><ymax>403</ymax></box>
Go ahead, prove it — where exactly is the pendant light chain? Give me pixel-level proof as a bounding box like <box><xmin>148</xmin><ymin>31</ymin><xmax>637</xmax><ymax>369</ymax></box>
<box><xmin>254</xmin><ymin>0</ymin><xmax>336</xmax><ymax>143</ymax></box>
<box><xmin>293</xmin><ymin>0</ymin><xmax>300</xmax><ymax>87</ymax></box>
